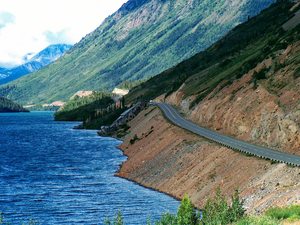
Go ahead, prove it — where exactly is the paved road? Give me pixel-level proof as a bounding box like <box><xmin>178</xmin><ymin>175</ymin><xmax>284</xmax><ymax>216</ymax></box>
<box><xmin>153</xmin><ymin>102</ymin><xmax>300</xmax><ymax>167</ymax></box>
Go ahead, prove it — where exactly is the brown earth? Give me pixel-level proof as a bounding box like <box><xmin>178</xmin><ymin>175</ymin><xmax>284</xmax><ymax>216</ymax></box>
<box><xmin>167</xmin><ymin>41</ymin><xmax>300</xmax><ymax>155</ymax></box>
<box><xmin>117</xmin><ymin>106</ymin><xmax>300</xmax><ymax>214</ymax></box>
<box><xmin>116</xmin><ymin>40</ymin><xmax>300</xmax><ymax>216</ymax></box>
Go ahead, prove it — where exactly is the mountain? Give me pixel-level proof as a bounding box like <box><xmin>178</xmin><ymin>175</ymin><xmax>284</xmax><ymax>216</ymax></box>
<box><xmin>0</xmin><ymin>97</ymin><xmax>28</xmax><ymax>112</ymax></box>
<box><xmin>0</xmin><ymin>44</ymin><xmax>72</xmax><ymax>85</ymax></box>
<box><xmin>0</xmin><ymin>0</ymin><xmax>275</xmax><ymax>104</ymax></box>
<box><xmin>126</xmin><ymin>1</ymin><xmax>300</xmax><ymax>155</ymax></box>
<box><xmin>29</xmin><ymin>44</ymin><xmax>73</xmax><ymax>65</ymax></box>
<box><xmin>126</xmin><ymin>1</ymin><xmax>300</xmax><ymax>100</ymax></box>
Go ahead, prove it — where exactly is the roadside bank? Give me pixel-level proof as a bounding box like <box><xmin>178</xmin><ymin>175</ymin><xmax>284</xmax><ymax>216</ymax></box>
<box><xmin>116</xmin><ymin>106</ymin><xmax>300</xmax><ymax>215</ymax></box>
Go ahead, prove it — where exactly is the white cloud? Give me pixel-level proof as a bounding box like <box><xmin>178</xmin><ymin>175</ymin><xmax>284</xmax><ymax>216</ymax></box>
<box><xmin>0</xmin><ymin>0</ymin><xmax>127</xmax><ymax>68</ymax></box>
<box><xmin>0</xmin><ymin>11</ymin><xmax>15</xmax><ymax>29</ymax></box>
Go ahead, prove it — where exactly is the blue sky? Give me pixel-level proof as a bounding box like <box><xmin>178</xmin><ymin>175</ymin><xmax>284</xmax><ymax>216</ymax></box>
<box><xmin>0</xmin><ymin>0</ymin><xmax>127</xmax><ymax>68</ymax></box>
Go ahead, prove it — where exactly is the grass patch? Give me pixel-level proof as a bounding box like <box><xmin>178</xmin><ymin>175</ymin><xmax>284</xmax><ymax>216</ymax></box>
<box><xmin>266</xmin><ymin>205</ymin><xmax>300</xmax><ymax>221</ymax></box>
<box><xmin>235</xmin><ymin>216</ymin><xmax>279</xmax><ymax>225</ymax></box>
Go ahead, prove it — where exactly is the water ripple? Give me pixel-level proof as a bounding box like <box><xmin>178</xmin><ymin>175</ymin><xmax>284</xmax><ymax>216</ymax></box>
<box><xmin>0</xmin><ymin>112</ymin><xmax>179</xmax><ymax>224</ymax></box>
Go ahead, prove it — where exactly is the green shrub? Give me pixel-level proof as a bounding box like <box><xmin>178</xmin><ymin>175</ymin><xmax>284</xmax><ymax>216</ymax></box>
<box><xmin>104</xmin><ymin>211</ymin><xmax>124</xmax><ymax>225</ymax></box>
<box><xmin>154</xmin><ymin>194</ymin><xmax>199</xmax><ymax>225</ymax></box>
<box><xmin>155</xmin><ymin>213</ymin><xmax>177</xmax><ymax>225</ymax></box>
<box><xmin>129</xmin><ymin>134</ymin><xmax>139</xmax><ymax>145</ymax></box>
<box><xmin>177</xmin><ymin>194</ymin><xmax>199</xmax><ymax>225</ymax></box>
<box><xmin>253</xmin><ymin>68</ymin><xmax>268</xmax><ymax>80</ymax></box>
<box><xmin>200</xmin><ymin>189</ymin><xmax>245</xmax><ymax>225</ymax></box>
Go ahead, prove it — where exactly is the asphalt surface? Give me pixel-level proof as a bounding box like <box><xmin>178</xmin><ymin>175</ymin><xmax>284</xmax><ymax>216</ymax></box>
<box><xmin>154</xmin><ymin>102</ymin><xmax>300</xmax><ymax>167</ymax></box>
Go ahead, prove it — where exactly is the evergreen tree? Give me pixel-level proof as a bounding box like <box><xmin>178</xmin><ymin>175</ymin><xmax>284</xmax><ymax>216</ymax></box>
<box><xmin>114</xmin><ymin>211</ymin><xmax>123</xmax><ymax>225</ymax></box>
<box><xmin>177</xmin><ymin>194</ymin><xmax>199</xmax><ymax>225</ymax></box>
<box><xmin>230</xmin><ymin>190</ymin><xmax>245</xmax><ymax>222</ymax></box>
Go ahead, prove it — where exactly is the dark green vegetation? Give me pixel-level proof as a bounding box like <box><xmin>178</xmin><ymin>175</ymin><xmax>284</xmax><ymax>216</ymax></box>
<box><xmin>0</xmin><ymin>97</ymin><xmax>28</xmax><ymax>112</ymax></box>
<box><xmin>117</xmin><ymin>79</ymin><xmax>147</xmax><ymax>90</ymax></box>
<box><xmin>54</xmin><ymin>92</ymin><xmax>126</xmax><ymax>129</ymax></box>
<box><xmin>0</xmin><ymin>0</ymin><xmax>274</xmax><ymax>104</ymax></box>
<box><xmin>126</xmin><ymin>1</ymin><xmax>300</xmax><ymax>106</ymax></box>
<box><xmin>105</xmin><ymin>189</ymin><xmax>300</xmax><ymax>225</ymax></box>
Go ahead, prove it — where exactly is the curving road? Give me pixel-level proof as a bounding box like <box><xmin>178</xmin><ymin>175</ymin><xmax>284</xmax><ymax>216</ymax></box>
<box><xmin>153</xmin><ymin>102</ymin><xmax>300</xmax><ymax>167</ymax></box>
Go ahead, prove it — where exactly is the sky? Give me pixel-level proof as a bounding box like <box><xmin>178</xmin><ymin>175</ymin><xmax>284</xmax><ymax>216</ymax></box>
<box><xmin>0</xmin><ymin>0</ymin><xmax>127</xmax><ymax>68</ymax></box>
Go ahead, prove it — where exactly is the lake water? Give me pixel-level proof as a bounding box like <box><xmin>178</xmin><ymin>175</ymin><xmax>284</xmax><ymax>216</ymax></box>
<box><xmin>0</xmin><ymin>112</ymin><xmax>179</xmax><ymax>224</ymax></box>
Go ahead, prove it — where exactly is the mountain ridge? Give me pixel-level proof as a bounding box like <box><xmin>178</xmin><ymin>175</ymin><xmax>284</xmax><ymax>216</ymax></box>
<box><xmin>0</xmin><ymin>0</ymin><xmax>275</xmax><ymax>104</ymax></box>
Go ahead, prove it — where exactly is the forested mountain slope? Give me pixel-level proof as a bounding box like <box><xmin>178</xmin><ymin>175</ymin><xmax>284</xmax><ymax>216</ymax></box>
<box><xmin>0</xmin><ymin>0</ymin><xmax>274</xmax><ymax>104</ymax></box>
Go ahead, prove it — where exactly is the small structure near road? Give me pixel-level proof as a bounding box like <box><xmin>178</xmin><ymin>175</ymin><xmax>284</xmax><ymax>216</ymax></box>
<box><xmin>99</xmin><ymin>101</ymin><xmax>148</xmax><ymax>135</ymax></box>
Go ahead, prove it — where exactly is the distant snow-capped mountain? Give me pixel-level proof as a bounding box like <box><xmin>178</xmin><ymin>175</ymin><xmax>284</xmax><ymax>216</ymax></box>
<box><xmin>0</xmin><ymin>44</ymin><xmax>72</xmax><ymax>85</ymax></box>
<box><xmin>30</xmin><ymin>44</ymin><xmax>72</xmax><ymax>65</ymax></box>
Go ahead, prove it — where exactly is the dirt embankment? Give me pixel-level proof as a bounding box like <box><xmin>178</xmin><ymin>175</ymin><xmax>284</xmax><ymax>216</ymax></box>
<box><xmin>117</xmin><ymin>42</ymin><xmax>300</xmax><ymax>214</ymax></box>
<box><xmin>117</xmin><ymin>107</ymin><xmax>300</xmax><ymax>214</ymax></box>
<box><xmin>167</xmin><ymin>41</ymin><xmax>300</xmax><ymax>155</ymax></box>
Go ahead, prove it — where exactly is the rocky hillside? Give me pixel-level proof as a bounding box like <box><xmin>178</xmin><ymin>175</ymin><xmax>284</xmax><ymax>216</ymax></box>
<box><xmin>0</xmin><ymin>44</ymin><xmax>72</xmax><ymax>85</ymax></box>
<box><xmin>126</xmin><ymin>2</ymin><xmax>300</xmax><ymax>155</ymax></box>
<box><xmin>0</xmin><ymin>0</ymin><xmax>274</xmax><ymax>104</ymax></box>
<box><xmin>0</xmin><ymin>97</ymin><xmax>28</xmax><ymax>112</ymax></box>
<box><xmin>115</xmin><ymin>1</ymin><xmax>300</xmax><ymax>213</ymax></box>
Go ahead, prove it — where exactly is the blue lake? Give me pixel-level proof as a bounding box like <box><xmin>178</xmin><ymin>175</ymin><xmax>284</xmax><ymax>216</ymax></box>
<box><xmin>0</xmin><ymin>112</ymin><xmax>179</xmax><ymax>224</ymax></box>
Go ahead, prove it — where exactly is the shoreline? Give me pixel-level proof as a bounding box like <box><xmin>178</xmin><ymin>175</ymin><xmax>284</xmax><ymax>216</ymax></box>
<box><xmin>67</xmin><ymin>120</ymin><xmax>183</xmax><ymax>207</ymax></box>
<box><xmin>106</xmin><ymin>106</ymin><xmax>300</xmax><ymax>215</ymax></box>
<box><xmin>114</xmin><ymin>144</ymin><xmax>182</xmax><ymax>204</ymax></box>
